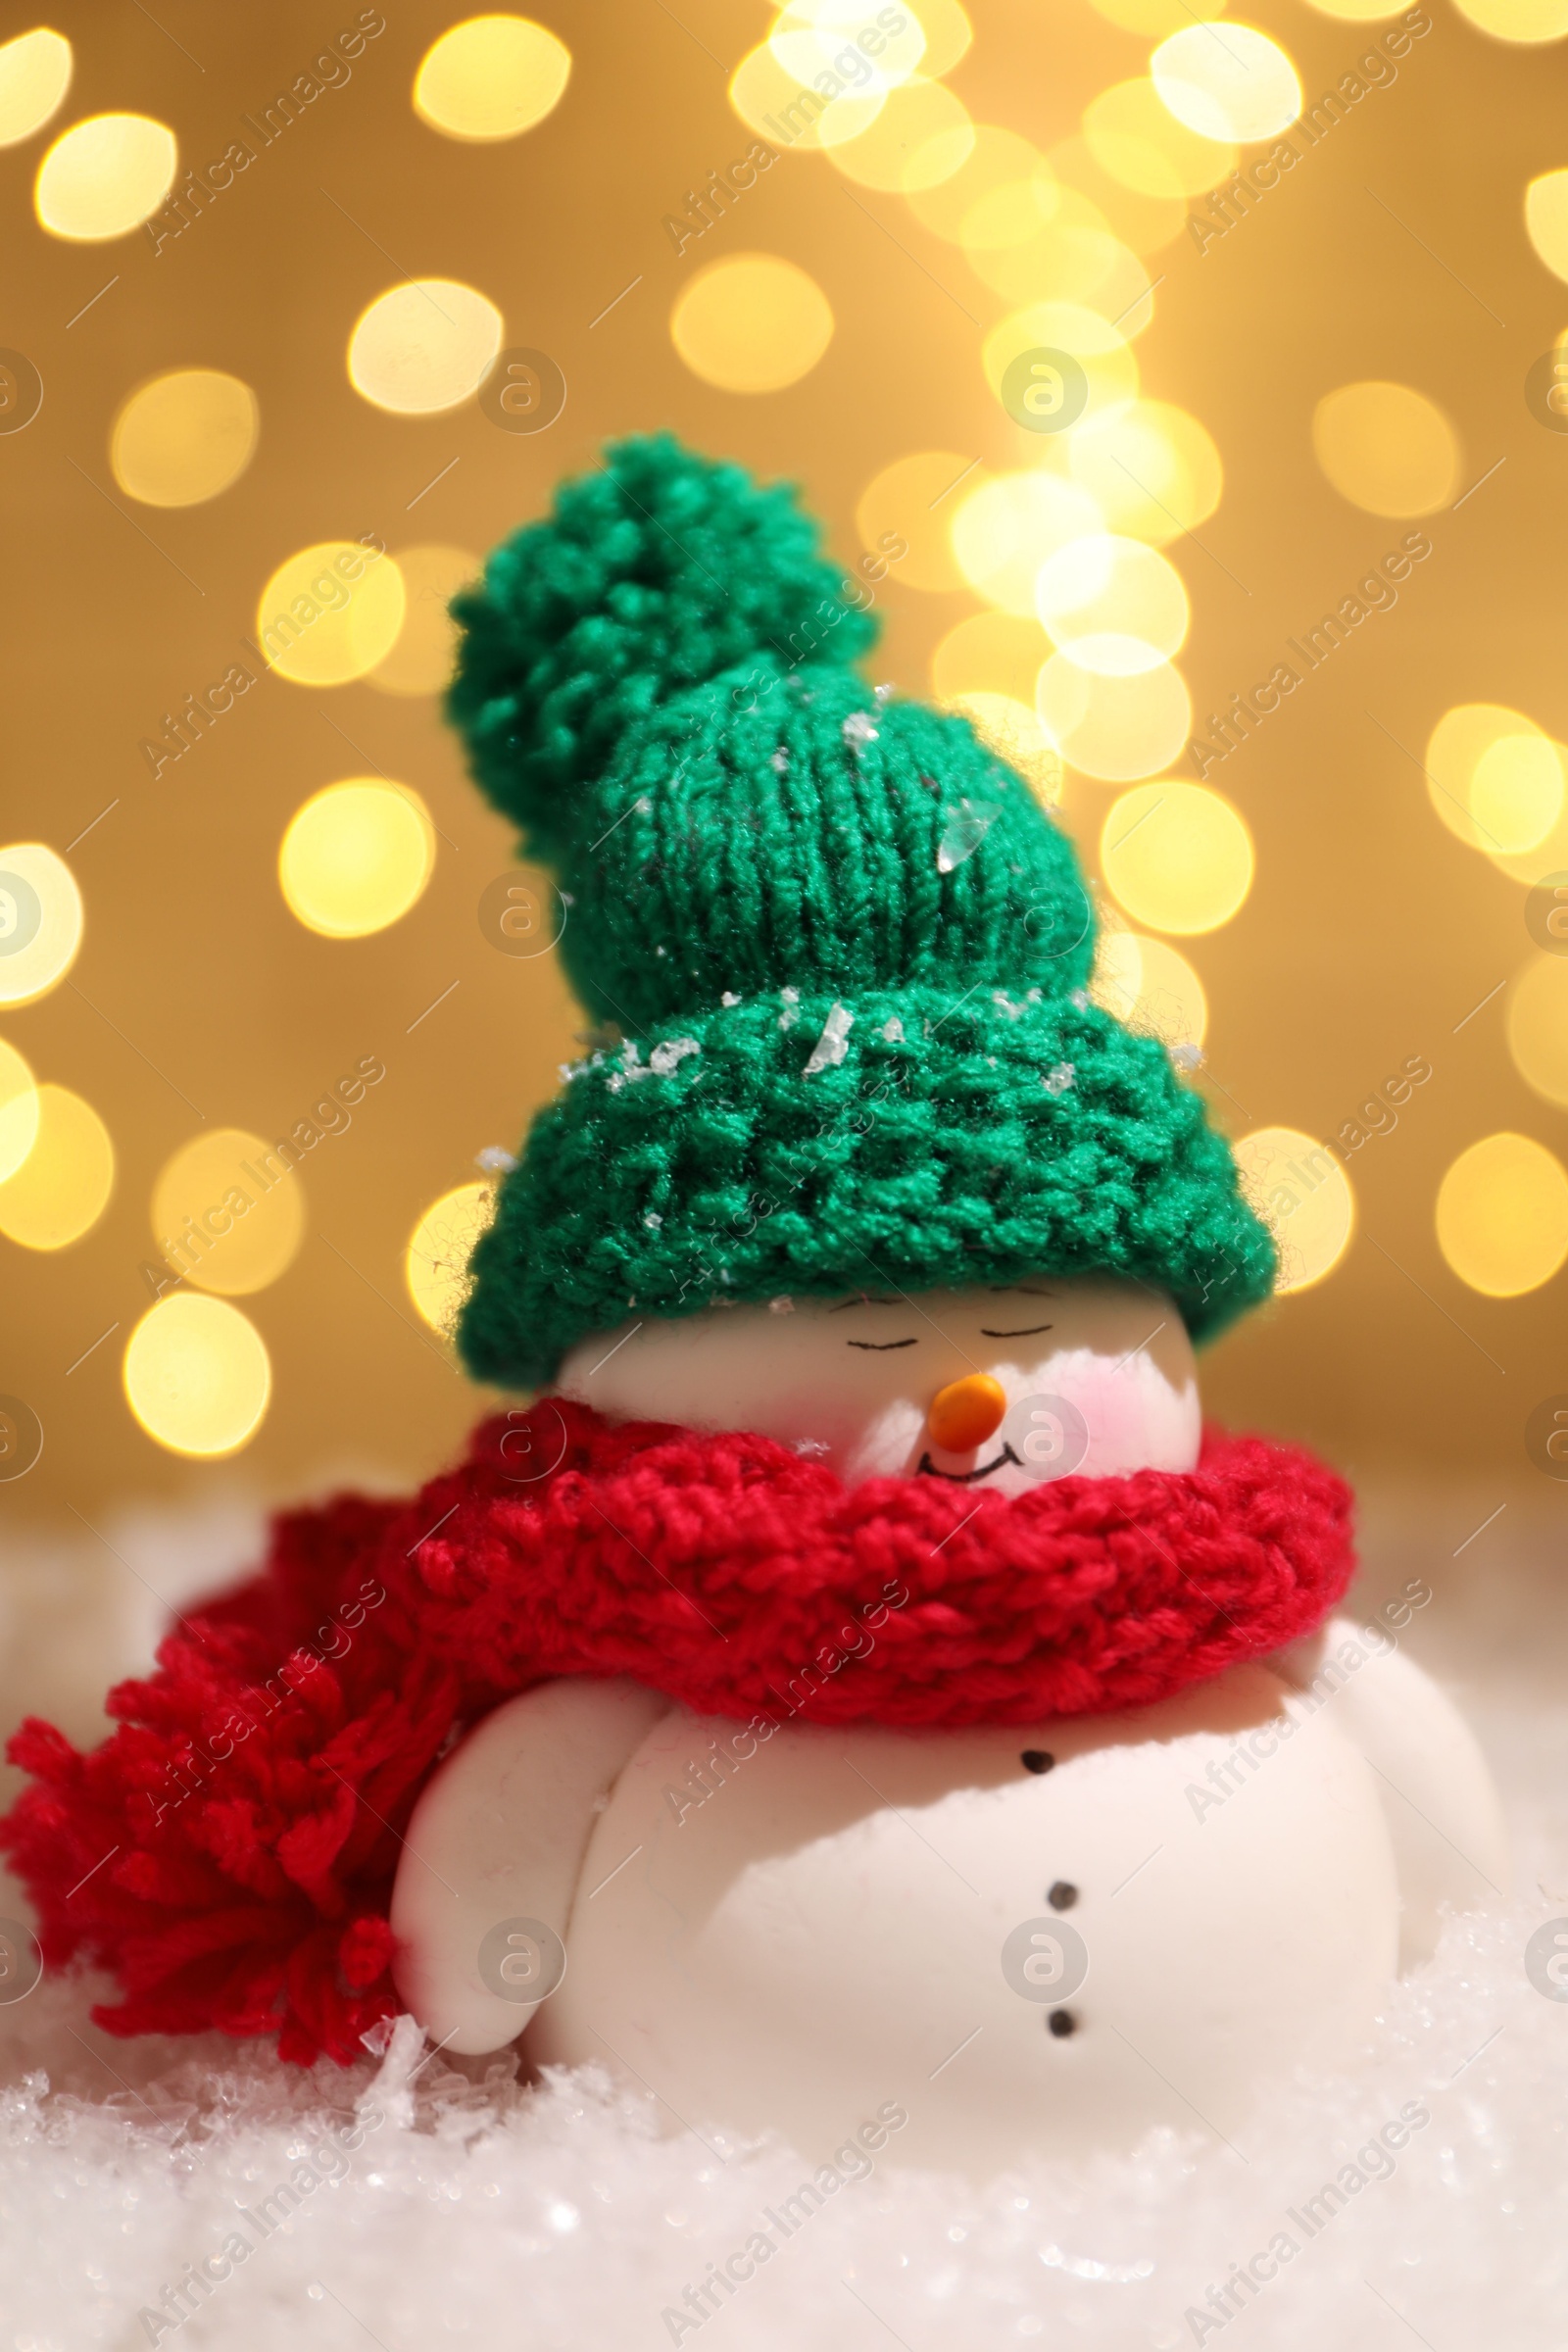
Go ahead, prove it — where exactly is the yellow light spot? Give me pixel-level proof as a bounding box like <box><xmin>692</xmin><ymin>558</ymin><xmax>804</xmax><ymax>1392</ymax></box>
<box><xmin>0</xmin><ymin>841</ymin><xmax>82</xmax><ymax>1007</ymax></box>
<box><xmin>1451</xmin><ymin>0</ymin><xmax>1568</xmax><ymax>38</ymax></box>
<box><xmin>906</xmin><ymin>122</ymin><xmax>1048</xmax><ymax>240</ymax></box>
<box><xmin>407</xmin><ymin>1181</ymin><xmax>495</xmax><ymax>1334</ymax></box>
<box><xmin>1152</xmin><ymin>24</ymin><xmax>1301</xmax><ymax>144</ymax></box>
<box><xmin>279</xmin><ymin>781</ymin><xmax>435</xmax><ymax>940</ymax></box>
<box><xmin>670</xmin><ymin>253</ymin><xmax>833</xmax><ymax>393</ymax></box>
<box><xmin>0</xmin><ymin>27</ymin><xmax>71</xmax><ymax>148</ymax></box>
<box><xmin>729</xmin><ymin>38</ymin><xmax>879</xmax><ymax>150</ymax></box>
<box><xmin>1437</xmin><ymin>1133</ymin><xmax>1568</xmax><ymax>1296</ymax></box>
<box><xmin>983</xmin><ymin>303</ymin><xmax>1141</xmax><ymax>434</ymax></box>
<box><xmin>368</xmin><ymin>544</ymin><xmax>480</xmax><ymax>697</ymax></box>
<box><xmin>1470</xmin><ymin>734</ymin><xmax>1564</xmax><ymax>854</ymax></box>
<box><xmin>1040</xmin><ymin>660</ymin><xmax>1193</xmax><ymax>783</ymax></box>
<box><xmin>951</xmin><ymin>468</ymin><xmax>1104</xmax><ymax>616</ymax></box>
<box><xmin>1091</xmin><ymin>926</ymin><xmax>1208</xmax><ymax>1054</ymax></box>
<box><xmin>1083</xmin><ymin>78</ymin><xmax>1236</xmax><ymax>199</ymax></box>
<box><xmin>1484</xmin><ymin>751</ymin><xmax>1568</xmax><ymax>885</ymax></box>
<box><xmin>1100</xmin><ymin>781</ymin><xmax>1252</xmax><ymax>929</ymax></box>
<box><xmin>962</xmin><ymin>179</ymin><xmax>1152</xmax><ymax>319</ymax></box>
<box><xmin>769</xmin><ymin>2</ymin><xmax>927</xmax><ymax>95</ymax></box>
<box><xmin>123</xmin><ymin>1293</ymin><xmax>270</xmax><ymax>1457</ymax></box>
<box><xmin>1423</xmin><ymin>703</ymin><xmax>1548</xmax><ymax>853</ymax></box>
<box><xmin>0</xmin><ymin>1038</ymin><xmax>39</xmax><ymax>1183</ymax></box>
<box><xmin>856</xmin><ymin>451</ymin><xmax>973</xmax><ymax>592</ymax></box>
<box><xmin>1067</xmin><ymin>399</ymin><xmax>1222</xmax><ymax>544</ymax></box>
<box><xmin>825</xmin><ymin>75</ymin><xmax>973</xmax><ymax>190</ymax></box>
<box><xmin>946</xmin><ymin>693</ymin><xmax>1063</xmax><ymax>807</ymax></box>
<box><xmin>35</xmin><ymin>111</ymin><xmax>175</xmax><ymax>240</ymax></box>
<box><xmin>1036</xmin><ymin>533</ymin><xmax>1189</xmax><ymax>673</ymax></box>
<box><xmin>1506</xmin><ymin>956</ymin><xmax>1568</xmax><ymax>1108</ymax></box>
<box><xmin>0</xmin><ymin>1083</ymin><xmax>112</xmax><ymax>1249</ymax></box>
<box><xmin>110</xmin><ymin>369</ymin><xmax>259</xmax><ymax>508</ymax></box>
<box><xmin>152</xmin><ymin>1128</ymin><xmax>307</xmax><ymax>1298</ymax></box>
<box><xmin>414</xmin><ymin>15</ymin><xmax>570</xmax><ymax>140</ymax></box>
<box><xmin>348</xmin><ymin>278</ymin><xmax>503</xmax><ymax>415</ymax></box>
<box><xmin>932</xmin><ymin>610</ymin><xmax>1052</xmax><ymax>706</ymax></box>
<box><xmin>1311</xmin><ymin>380</ymin><xmax>1460</xmax><ymax>516</ymax></box>
<box><xmin>1236</xmin><ymin>1126</ymin><xmax>1354</xmax><ymax>1294</ymax></box>
<box><xmin>1049</xmin><ymin>135</ymin><xmax>1188</xmax><ymax>256</ymax></box>
<box><xmin>910</xmin><ymin>0</ymin><xmax>974</xmax><ymax>74</ymax></box>
<box><xmin>256</xmin><ymin>542</ymin><xmax>407</xmax><ymax>688</ymax></box>
<box><xmin>1526</xmin><ymin>170</ymin><xmax>1568</xmax><ymax>280</ymax></box>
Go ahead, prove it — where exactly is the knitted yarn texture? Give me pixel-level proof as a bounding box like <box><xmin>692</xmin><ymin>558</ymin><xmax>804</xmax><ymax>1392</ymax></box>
<box><xmin>446</xmin><ymin>435</ymin><xmax>1277</xmax><ymax>1385</ymax></box>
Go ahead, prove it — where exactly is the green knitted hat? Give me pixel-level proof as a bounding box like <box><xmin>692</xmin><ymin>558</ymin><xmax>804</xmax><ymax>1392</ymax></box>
<box><xmin>446</xmin><ymin>435</ymin><xmax>1274</xmax><ymax>1390</ymax></box>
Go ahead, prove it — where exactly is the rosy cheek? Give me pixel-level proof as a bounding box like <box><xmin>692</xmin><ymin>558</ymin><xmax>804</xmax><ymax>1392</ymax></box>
<box><xmin>1035</xmin><ymin>1355</ymin><xmax>1200</xmax><ymax>1477</ymax></box>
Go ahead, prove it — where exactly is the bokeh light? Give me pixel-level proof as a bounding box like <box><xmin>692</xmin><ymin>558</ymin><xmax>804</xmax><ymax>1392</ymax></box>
<box><xmin>407</xmin><ymin>1181</ymin><xmax>494</xmax><ymax>1334</ymax></box>
<box><xmin>1067</xmin><ymin>399</ymin><xmax>1223</xmax><ymax>544</ymax></box>
<box><xmin>983</xmin><ymin>302</ymin><xmax>1141</xmax><ymax>431</ymax></box>
<box><xmin>1092</xmin><ymin>926</ymin><xmax>1207</xmax><ymax>1053</ymax></box>
<box><xmin>945</xmin><ymin>692</ymin><xmax>1064</xmax><ymax>805</ymax></box>
<box><xmin>1151</xmin><ymin>24</ymin><xmax>1301</xmax><ymax>143</ymax></box>
<box><xmin>413</xmin><ymin>15</ymin><xmax>571</xmax><ymax>140</ymax></box>
<box><xmin>348</xmin><ymin>278</ymin><xmax>503</xmax><ymax>414</ymax></box>
<box><xmin>1450</xmin><ymin>0</ymin><xmax>1568</xmax><ymax>38</ymax></box>
<box><xmin>1470</xmin><ymin>733</ymin><xmax>1564</xmax><ymax>853</ymax></box>
<box><xmin>1525</xmin><ymin>169</ymin><xmax>1568</xmax><ymax>280</ymax></box>
<box><xmin>0</xmin><ymin>27</ymin><xmax>71</xmax><ymax>148</ymax></box>
<box><xmin>0</xmin><ymin>1083</ymin><xmax>113</xmax><ymax>1249</ymax></box>
<box><xmin>1424</xmin><ymin>702</ymin><xmax>1549</xmax><ymax>852</ymax></box>
<box><xmin>1237</xmin><ymin>1126</ymin><xmax>1355</xmax><ymax>1294</ymax></box>
<box><xmin>368</xmin><ymin>544</ymin><xmax>479</xmax><ymax>696</ymax></box>
<box><xmin>1039</xmin><ymin>658</ymin><xmax>1192</xmax><ymax>781</ymax></box>
<box><xmin>1311</xmin><ymin>380</ymin><xmax>1460</xmax><ymax>515</ymax></box>
<box><xmin>152</xmin><ymin>1128</ymin><xmax>307</xmax><ymax>1298</ymax></box>
<box><xmin>1506</xmin><ymin>956</ymin><xmax>1568</xmax><ymax>1107</ymax></box>
<box><xmin>0</xmin><ymin>1038</ymin><xmax>39</xmax><ymax>1183</ymax></box>
<box><xmin>1049</xmin><ymin>133</ymin><xmax>1188</xmax><ymax>255</ymax></box>
<box><xmin>769</xmin><ymin>3</ymin><xmax>928</xmax><ymax>95</ymax></box>
<box><xmin>0</xmin><ymin>842</ymin><xmax>82</xmax><ymax>1007</ymax></box>
<box><xmin>670</xmin><ymin>253</ymin><xmax>833</xmax><ymax>392</ymax></box>
<box><xmin>906</xmin><ymin>122</ymin><xmax>1049</xmax><ymax>240</ymax></box>
<box><xmin>110</xmin><ymin>369</ymin><xmax>259</xmax><ymax>508</ymax></box>
<box><xmin>856</xmin><ymin>451</ymin><xmax>973</xmax><ymax>591</ymax></box>
<box><xmin>1035</xmin><ymin>533</ymin><xmax>1190</xmax><ymax>672</ymax></box>
<box><xmin>279</xmin><ymin>781</ymin><xmax>435</xmax><ymax>939</ymax></box>
<box><xmin>932</xmin><ymin>609</ymin><xmax>1052</xmax><ymax>706</ymax></box>
<box><xmin>962</xmin><ymin>177</ymin><xmax>1151</xmax><ymax>318</ymax></box>
<box><xmin>912</xmin><ymin>0</ymin><xmax>975</xmax><ymax>74</ymax></box>
<box><xmin>123</xmin><ymin>1293</ymin><xmax>271</xmax><ymax>1457</ymax></box>
<box><xmin>1100</xmin><ymin>780</ymin><xmax>1253</xmax><ymax>928</ymax></box>
<box><xmin>1436</xmin><ymin>1133</ymin><xmax>1568</xmax><ymax>1296</ymax></box>
<box><xmin>729</xmin><ymin>36</ymin><xmax>883</xmax><ymax>151</ymax></box>
<box><xmin>256</xmin><ymin>542</ymin><xmax>407</xmax><ymax>688</ymax></box>
<box><xmin>825</xmin><ymin>76</ymin><xmax>973</xmax><ymax>190</ymax></box>
<box><xmin>951</xmin><ymin>468</ymin><xmax>1103</xmax><ymax>614</ymax></box>
<box><xmin>1083</xmin><ymin>77</ymin><xmax>1236</xmax><ymax>198</ymax></box>
<box><xmin>34</xmin><ymin>111</ymin><xmax>175</xmax><ymax>239</ymax></box>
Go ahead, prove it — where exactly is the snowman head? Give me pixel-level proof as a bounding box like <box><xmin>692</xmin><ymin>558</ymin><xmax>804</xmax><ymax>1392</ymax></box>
<box><xmin>444</xmin><ymin>440</ymin><xmax>1277</xmax><ymax>1420</ymax></box>
<box><xmin>557</xmin><ymin>1277</ymin><xmax>1199</xmax><ymax>1494</ymax></box>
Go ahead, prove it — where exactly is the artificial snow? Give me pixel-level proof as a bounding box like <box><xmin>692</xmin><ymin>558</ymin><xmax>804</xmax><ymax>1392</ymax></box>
<box><xmin>0</xmin><ymin>1486</ymin><xmax>1563</xmax><ymax>2350</ymax></box>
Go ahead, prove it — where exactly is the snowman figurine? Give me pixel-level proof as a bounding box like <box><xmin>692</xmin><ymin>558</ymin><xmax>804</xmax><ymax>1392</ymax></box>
<box><xmin>383</xmin><ymin>437</ymin><xmax>1508</xmax><ymax>2172</ymax></box>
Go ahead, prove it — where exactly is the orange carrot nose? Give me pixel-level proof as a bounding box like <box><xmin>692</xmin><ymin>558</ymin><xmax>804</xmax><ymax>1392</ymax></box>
<box><xmin>927</xmin><ymin>1374</ymin><xmax>1007</xmax><ymax>1453</ymax></box>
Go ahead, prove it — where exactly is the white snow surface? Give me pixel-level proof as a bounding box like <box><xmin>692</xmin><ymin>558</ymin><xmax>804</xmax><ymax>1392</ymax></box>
<box><xmin>0</xmin><ymin>1478</ymin><xmax>1563</xmax><ymax>2351</ymax></box>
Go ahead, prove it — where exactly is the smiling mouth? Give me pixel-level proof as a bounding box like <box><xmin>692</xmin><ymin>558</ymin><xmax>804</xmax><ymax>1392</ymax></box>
<box><xmin>916</xmin><ymin>1443</ymin><xmax>1022</xmax><ymax>1483</ymax></box>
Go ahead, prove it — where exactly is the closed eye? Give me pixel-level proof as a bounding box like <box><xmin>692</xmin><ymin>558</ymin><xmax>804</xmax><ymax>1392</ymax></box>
<box><xmin>978</xmin><ymin>1323</ymin><xmax>1054</xmax><ymax>1339</ymax></box>
<box><xmin>847</xmin><ymin>1338</ymin><xmax>918</xmax><ymax>1350</ymax></box>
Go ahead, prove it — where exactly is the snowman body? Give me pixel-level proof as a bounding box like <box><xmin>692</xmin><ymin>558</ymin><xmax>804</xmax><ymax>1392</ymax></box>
<box><xmin>390</xmin><ymin>1283</ymin><xmax>1509</xmax><ymax>2169</ymax></box>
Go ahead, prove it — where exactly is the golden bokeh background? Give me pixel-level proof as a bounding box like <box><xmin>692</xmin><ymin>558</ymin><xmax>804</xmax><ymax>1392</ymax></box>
<box><xmin>4</xmin><ymin>0</ymin><xmax>1568</xmax><ymax>1518</ymax></box>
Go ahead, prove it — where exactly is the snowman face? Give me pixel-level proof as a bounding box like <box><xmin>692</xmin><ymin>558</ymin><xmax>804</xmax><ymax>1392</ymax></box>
<box><xmin>557</xmin><ymin>1278</ymin><xmax>1200</xmax><ymax>1494</ymax></box>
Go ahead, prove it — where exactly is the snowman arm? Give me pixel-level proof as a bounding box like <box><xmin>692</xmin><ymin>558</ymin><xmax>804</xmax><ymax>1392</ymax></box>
<box><xmin>1268</xmin><ymin>1614</ymin><xmax>1510</xmax><ymax>1969</ymax></box>
<box><xmin>390</xmin><ymin>1676</ymin><xmax>671</xmax><ymax>2055</ymax></box>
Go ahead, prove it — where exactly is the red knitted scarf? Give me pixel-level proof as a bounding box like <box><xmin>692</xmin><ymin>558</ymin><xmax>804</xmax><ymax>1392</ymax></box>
<box><xmin>1</xmin><ymin>1403</ymin><xmax>1353</xmax><ymax>2065</ymax></box>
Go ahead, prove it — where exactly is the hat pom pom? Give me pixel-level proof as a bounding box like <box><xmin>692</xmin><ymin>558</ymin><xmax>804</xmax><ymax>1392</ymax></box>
<box><xmin>446</xmin><ymin>433</ymin><xmax>878</xmax><ymax>858</ymax></box>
